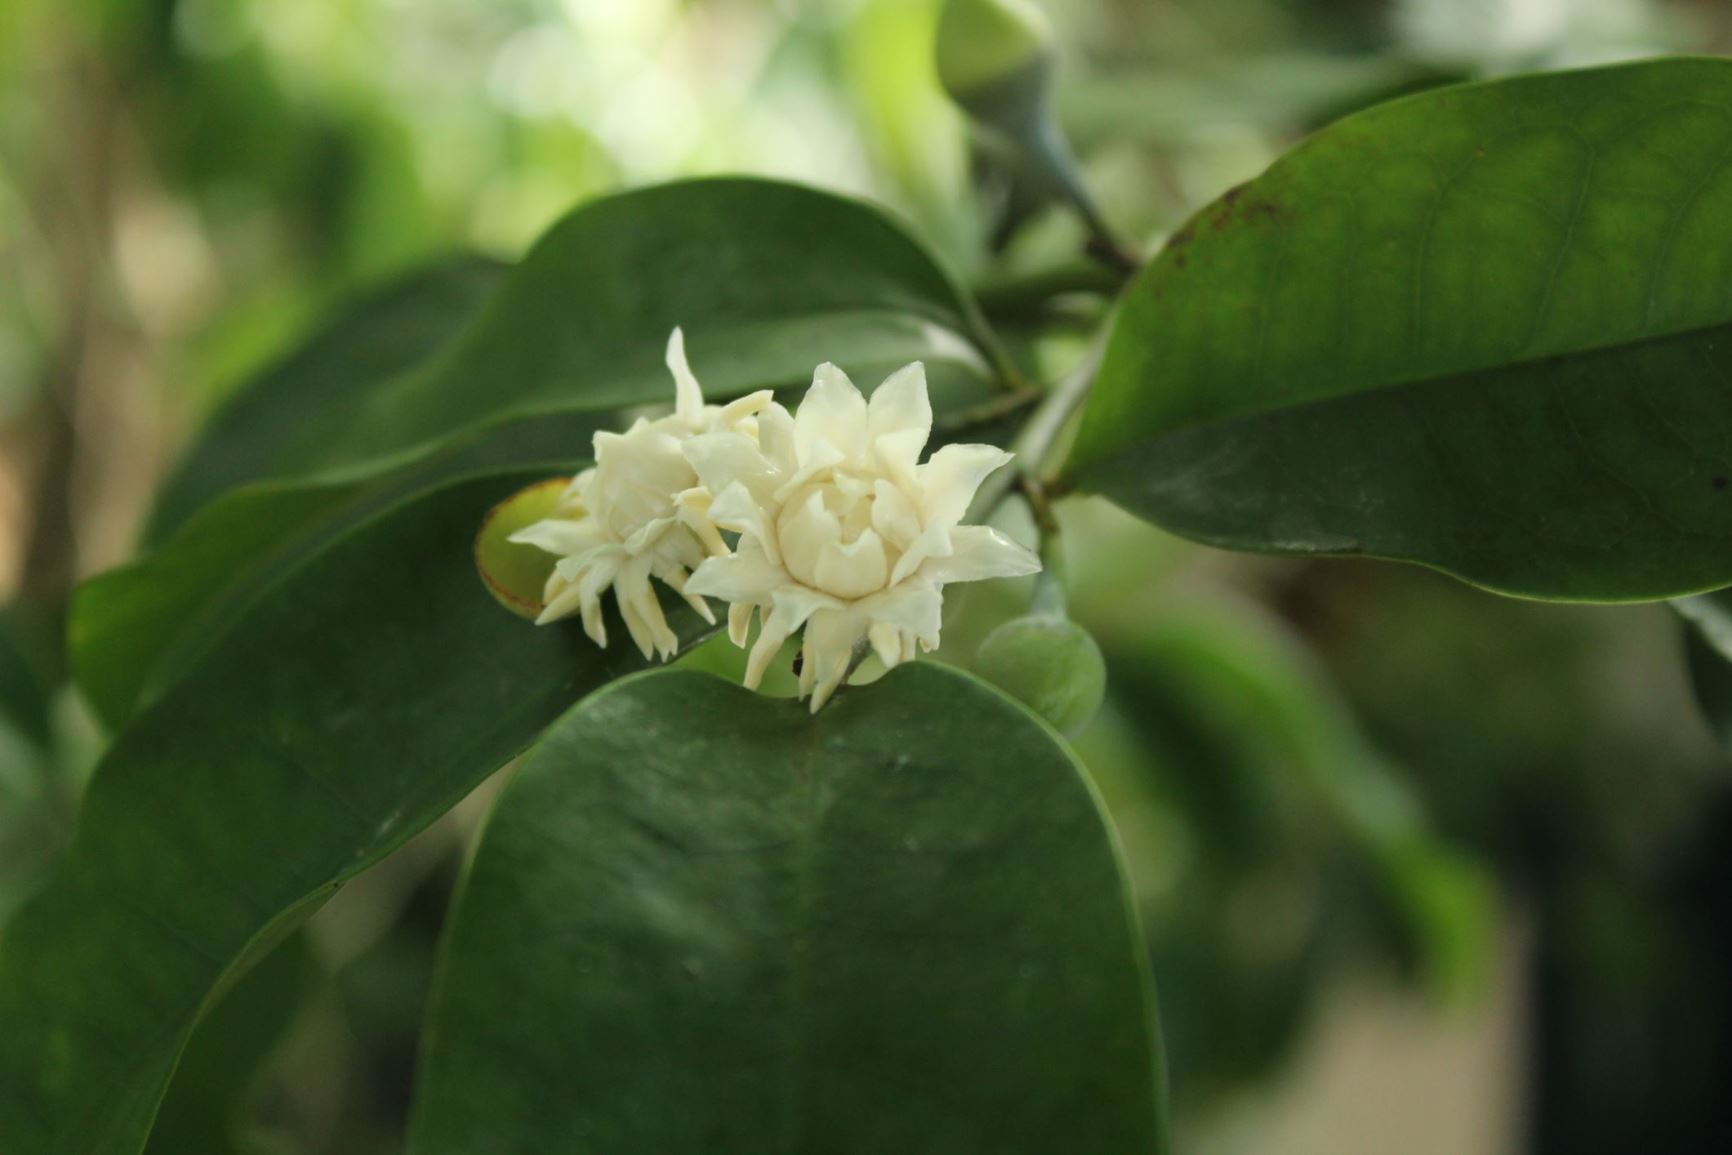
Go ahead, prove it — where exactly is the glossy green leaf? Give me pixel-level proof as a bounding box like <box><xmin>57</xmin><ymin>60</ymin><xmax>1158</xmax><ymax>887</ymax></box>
<box><xmin>0</xmin><ymin>471</ymin><xmax>712</xmax><ymax>1155</ymax></box>
<box><xmin>1071</xmin><ymin>57</ymin><xmax>1732</xmax><ymax>600</ymax></box>
<box><xmin>147</xmin><ymin>258</ymin><xmax>509</xmax><ymax>542</ymax></box>
<box><xmin>410</xmin><ymin>664</ymin><xmax>1167</xmax><ymax>1155</ymax></box>
<box><xmin>231</xmin><ymin>178</ymin><xmax>1002</xmax><ymax>485</ymax></box>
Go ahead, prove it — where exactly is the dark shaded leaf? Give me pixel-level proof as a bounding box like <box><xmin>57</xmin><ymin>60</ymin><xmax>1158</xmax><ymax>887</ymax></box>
<box><xmin>410</xmin><ymin>664</ymin><xmax>1167</xmax><ymax>1155</ymax></box>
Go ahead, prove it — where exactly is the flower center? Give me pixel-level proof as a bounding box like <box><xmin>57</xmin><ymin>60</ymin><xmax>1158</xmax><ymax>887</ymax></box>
<box><xmin>776</xmin><ymin>473</ymin><xmax>903</xmax><ymax>600</ymax></box>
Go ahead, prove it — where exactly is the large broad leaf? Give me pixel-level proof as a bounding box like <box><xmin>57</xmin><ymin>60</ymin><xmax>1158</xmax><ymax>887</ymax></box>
<box><xmin>410</xmin><ymin>665</ymin><xmax>1167</xmax><ymax>1155</ymax></box>
<box><xmin>77</xmin><ymin>177</ymin><xmax>1004</xmax><ymax>729</ymax></box>
<box><xmin>0</xmin><ymin>471</ymin><xmax>711</xmax><ymax>1155</ymax></box>
<box><xmin>222</xmin><ymin>178</ymin><xmax>1002</xmax><ymax>486</ymax></box>
<box><xmin>146</xmin><ymin>258</ymin><xmax>509</xmax><ymax>542</ymax></box>
<box><xmin>1070</xmin><ymin>57</ymin><xmax>1732</xmax><ymax>601</ymax></box>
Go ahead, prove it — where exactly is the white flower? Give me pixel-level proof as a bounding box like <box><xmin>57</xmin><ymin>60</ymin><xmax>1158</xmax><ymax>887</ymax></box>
<box><xmin>683</xmin><ymin>360</ymin><xmax>1040</xmax><ymax>711</ymax></box>
<box><xmin>509</xmin><ymin>329</ymin><xmax>770</xmax><ymax>660</ymax></box>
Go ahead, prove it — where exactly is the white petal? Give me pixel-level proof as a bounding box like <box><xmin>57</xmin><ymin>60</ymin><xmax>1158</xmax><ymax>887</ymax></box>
<box><xmin>769</xmin><ymin>584</ymin><xmax>844</xmax><ymax>633</ymax></box>
<box><xmin>778</xmin><ymin>489</ymin><xmax>841</xmax><ymax>588</ymax></box>
<box><xmin>867</xmin><ymin>621</ymin><xmax>904</xmax><ymax>670</ymax></box>
<box><xmin>857</xmin><ymin>580</ymin><xmax>943</xmax><ymax>647</ymax></box>
<box><xmin>918</xmin><ymin>525</ymin><xmax>1041</xmax><ymax>585</ymax></box>
<box><xmin>728</xmin><ymin>601</ymin><xmax>755</xmax><ymax>647</ymax></box>
<box><xmin>755</xmin><ymin>401</ymin><xmax>798</xmax><ymax>475</ymax></box>
<box><xmin>683</xmin><ymin>430</ymin><xmax>773</xmax><ymax>495</ymax></box>
<box><xmin>795</xmin><ymin>363</ymin><xmax>867</xmax><ymax>462</ymax></box>
<box><xmin>917</xmin><ymin>443</ymin><xmax>1014</xmax><ymax>530</ymax></box>
<box><xmin>666</xmin><ymin>327</ymin><xmax>705</xmax><ymax>426</ymax></box>
<box><xmin>802</xmin><ymin>607</ymin><xmax>866</xmax><ymax>712</ymax></box>
<box><xmin>869</xmin><ymin>479</ymin><xmax>922</xmax><ymax>553</ymax></box>
<box><xmin>867</xmin><ymin>362</ymin><xmax>931</xmax><ymax>481</ymax></box>
<box><xmin>708</xmin><ymin>481</ymin><xmax>781</xmax><ymax>566</ymax></box>
<box><xmin>686</xmin><ymin>545</ymin><xmax>787</xmax><ymax>605</ymax></box>
<box><xmin>867</xmin><ymin>362</ymin><xmax>931</xmax><ymax>440</ymax></box>
<box><xmin>744</xmin><ymin>604</ymin><xmax>798</xmax><ymax>690</ymax></box>
<box><xmin>509</xmin><ymin>517</ymin><xmax>605</xmax><ymax>557</ymax></box>
<box><xmin>814</xmin><ymin>529</ymin><xmax>889</xmax><ymax>600</ymax></box>
<box><xmin>717</xmin><ymin>389</ymin><xmax>775</xmax><ymax>429</ymax></box>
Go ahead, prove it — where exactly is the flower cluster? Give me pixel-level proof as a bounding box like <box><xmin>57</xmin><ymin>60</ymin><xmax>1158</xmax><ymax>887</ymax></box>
<box><xmin>512</xmin><ymin>329</ymin><xmax>1039</xmax><ymax>710</ymax></box>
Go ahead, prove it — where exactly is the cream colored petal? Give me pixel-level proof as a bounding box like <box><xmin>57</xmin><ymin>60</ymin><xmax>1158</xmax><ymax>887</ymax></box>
<box><xmin>728</xmin><ymin>601</ymin><xmax>755</xmax><ymax>647</ymax></box>
<box><xmin>770</xmin><ymin>438</ymin><xmax>845</xmax><ymax>504</ymax></box>
<box><xmin>536</xmin><ymin>579</ymin><xmax>588</xmax><ymax>626</ymax></box>
<box><xmin>888</xmin><ymin>522</ymin><xmax>952</xmax><ymax>587</ymax></box>
<box><xmin>867</xmin><ymin>361</ymin><xmax>931</xmax><ymax>440</ymax></box>
<box><xmin>717</xmin><ymin>389</ymin><xmax>775</xmax><ymax>429</ymax></box>
<box><xmin>857</xmin><ymin>580</ymin><xmax>943</xmax><ymax>647</ymax></box>
<box><xmin>795</xmin><ymin>362</ymin><xmax>868</xmax><ymax>462</ymax></box>
<box><xmin>657</xmin><ymin>564</ymin><xmax>716</xmax><ymax>625</ymax></box>
<box><xmin>778</xmin><ymin>489</ymin><xmax>841</xmax><ymax>587</ymax></box>
<box><xmin>709</xmin><ymin>482</ymin><xmax>781</xmax><ymax>568</ymax></box>
<box><xmin>869</xmin><ymin>479</ymin><xmax>922</xmax><ymax>553</ymax></box>
<box><xmin>744</xmin><ymin>605</ymin><xmax>798</xmax><ymax>690</ymax></box>
<box><xmin>621</xmin><ymin>514</ymin><xmax>679</xmax><ymax>556</ymax></box>
<box><xmin>802</xmin><ymin>606</ymin><xmax>866</xmax><ymax>712</ymax></box>
<box><xmin>814</xmin><ymin>529</ymin><xmax>889</xmax><ymax>600</ymax></box>
<box><xmin>918</xmin><ymin>525</ymin><xmax>1041</xmax><ymax>585</ymax></box>
<box><xmin>755</xmin><ymin>401</ymin><xmax>798</xmax><ymax>475</ymax></box>
<box><xmin>666</xmin><ymin>327</ymin><xmax>705</xmax><ymax>426</ymax></box>
<box><xmin>508</xmin><ymin>517</ymin><xmax>606</xmax><ymax>557</ymax></box>
<box><xmin>683</xmin><ymin>430</ymin><xmax>773</xmax><ymax>495</ymax></box>
<box><xmin>917</xmin><ymin>443</ymin><xmax>1015</xmax><ymax>529</ymax></box>
<box><xmin>769</xmin><ymin>584</ymin><xmax>844</xmax><ymax>634</ymax></box>
<box><xmin>867</xmin><ymin>621</ymin><xmax>904</xmax><ymax>670</ymax></box>
<box><xmin>675</xmin><ymin>489</ymin><xmax>728</xmax><ymax>557</ymax></box>
<box><xmin>867</xmin><ymin>362</ymin><xmax>931</xmax><ymax>482</ymax></box>
<box><xmin>686</xmin><ymin>546</ymin><xmax>786</xmax><ymax>605</ymax></box>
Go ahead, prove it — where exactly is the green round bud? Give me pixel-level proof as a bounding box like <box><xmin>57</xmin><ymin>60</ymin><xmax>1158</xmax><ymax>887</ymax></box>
<box><xmin>974</xmin><ymin>614</ymin><xmax>1106</xmax><ymax>737</ymax></box>
<box><xmin>936</xmin><ymin>0</ymin><xmax>1056</xmax><ymax>102</ymax></box>
<box><xmin>474</xmin><ymin>477</ymin><xmax>569</xmax><ymax>619</ymax></box>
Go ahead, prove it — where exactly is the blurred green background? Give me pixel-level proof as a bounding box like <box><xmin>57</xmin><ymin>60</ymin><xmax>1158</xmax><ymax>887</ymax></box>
<box><xmin>3</xmin><ymin>1</ymin><xmax>1732</xmax><ymax>1153</ymax></box>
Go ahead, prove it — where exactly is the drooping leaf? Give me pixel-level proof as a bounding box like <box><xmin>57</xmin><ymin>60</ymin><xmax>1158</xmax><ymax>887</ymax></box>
<box><xmin>1071</xmin><ymin>57</ymin><xmax>1732</xmax><ymax>600</ymax></box>
<box><xmin>147</xmin><ymin>258</ymin><xmax>510</xmax><ymax>542</ymax></box>
<box><xmin>0</xmin><ymin>471</ymin><xmax>712</xmax><ymax>1155</ymax></box>
<box><xmin>410</xmin><ymin>664</ymin><xmax>1167</xmax><ymax>1155</ymax></box>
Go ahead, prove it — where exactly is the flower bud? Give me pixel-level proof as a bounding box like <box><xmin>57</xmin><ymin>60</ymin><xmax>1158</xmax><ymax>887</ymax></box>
<box><xmin>476</xmin><ymin>478</ymin><xmax>571</xmax><ymax>620</ymax></box>
<box><xmin>974</xmin><ymin>614</ymin><xmax>1106</xmax><ymax>736</ymax></box>
<box><xmin>936</xmin><ymin>0</ymin><xmax>1057</xmax><ymax>115</ymax></box>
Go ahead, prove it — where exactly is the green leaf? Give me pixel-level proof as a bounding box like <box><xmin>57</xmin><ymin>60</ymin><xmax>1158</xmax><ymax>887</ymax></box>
<box><xmin>1104</xmin><ymin>601</ymin><xmax>1493</xmax><ymax>1000</ymax></box>
<box><xmin>1071</xmin><ymin>57</ymin><xmax>1732</xmax><ymax>600</ymax></box>
<box><xmin>1673</xmin><ymin>590</ymin><xmax>1732</xmax><ymax>751</ymax></box>
<box><xmin>147</xmin><ymin>258</ymin><xmax>509</xmax><ymax>542</ymax></box>
<box><xmin>143</xmin><ymin>934</ymin><xmax>314</xmax><ymax>1155</ymax></box>
<box><xmin>78</xmin><ymin>177</ymin><xmax>1002</xmax><ymax>728</ymax></box>
<box><xmin>0</xmin><ymin>471</ymin><xmax>711</xmax><ymax>1155</ymax></box>
<box><xmin>410</xmin><ymin>664</ymin><xmax>1167</xmax><ymax>1155</ymax></box>
<box><xmin>73</xmin><ymin>412</ymin><xmax>601</xmax><ymax>729</ymax></box>
<box><xmin>214</xmin><ymin>178</ymin><xmax>1001</xmax><ymax>488</ymax></box>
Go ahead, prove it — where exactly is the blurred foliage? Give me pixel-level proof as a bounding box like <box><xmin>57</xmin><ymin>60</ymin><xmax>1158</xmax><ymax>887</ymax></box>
<box><xmin>4</xmin><ymin>0</ymin><xmax>1732</xmax><ymax>1152</ymax></box>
